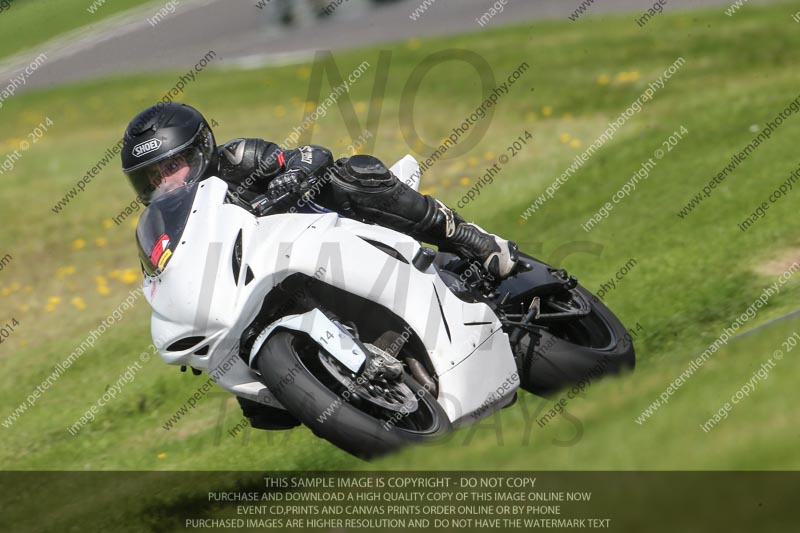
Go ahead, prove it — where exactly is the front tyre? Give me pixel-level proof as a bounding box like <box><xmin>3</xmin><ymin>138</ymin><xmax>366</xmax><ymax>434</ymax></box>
<box><xmin>256</xmin><ymin>331</ymin><xmax>451</xmax><ymax>459</ymax></box>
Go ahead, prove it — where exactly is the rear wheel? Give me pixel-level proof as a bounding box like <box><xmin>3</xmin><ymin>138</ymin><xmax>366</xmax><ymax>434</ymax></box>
<box><xmin>256</xmin><ymin>331</ymin><xmax>451</xmax><ymax>459</ymax></box>
<box><xmin>517</xmin><ymin>285</ymin><xmax>635</xmax><ymax>394</ymax></box>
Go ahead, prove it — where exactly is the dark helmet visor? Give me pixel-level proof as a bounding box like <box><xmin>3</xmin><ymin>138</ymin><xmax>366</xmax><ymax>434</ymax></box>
<box><xmin>124</xmin><ymin>124</ymin><xmax>214</xmax><ymax>204</ymax></box>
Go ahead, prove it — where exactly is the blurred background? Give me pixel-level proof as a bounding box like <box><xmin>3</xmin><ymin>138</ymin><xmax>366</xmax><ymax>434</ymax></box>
<box><xmin>0</xmin><ymin>0</ymin><xmax>798</xmax><ymax>486</ymax></box>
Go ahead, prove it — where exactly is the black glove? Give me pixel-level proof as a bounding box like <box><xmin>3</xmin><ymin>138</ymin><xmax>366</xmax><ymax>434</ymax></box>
<box><xmin>265</xmin><ymin>169</ymin><xmax>311</xmax><ymax>202</ymax></box>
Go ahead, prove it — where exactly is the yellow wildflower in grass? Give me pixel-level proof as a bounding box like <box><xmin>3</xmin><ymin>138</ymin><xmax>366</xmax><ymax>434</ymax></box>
<box><xmin>570</xmin><ymin>139</ymin><xmax>582</xmax><ymax>148</ymax></box>
<box><xmin>18</xmin><ymin>304</ymin><xmax>30</xmax><ymax>313</ymax></box>
<box><xmin>526</xmin><ymin>112</ymin><xmax>537</xmax><ymax>121</ymax></box>
<box><xmin>0</xmin><ymin>288</ymin><xmax>10</xmax><ymax>297</ymax></box>
<box><xmin>560</xmin><ymin>133</ymin><xmax>571</xmax><ymax>143</ymax></box>
<box><xmin>18</xmin><ymin>339</ymin><xmax>28</xmax><ymax>347</ymax></box>
<box><xmin>597</xmin><ymin>74</ymin><xmax>611</xmax><ymax>85</ymax></box>
<box><xmin>23</xmin><ymin>110</ymin><xmax>42</xmax><ymax>123</ymax></box>
<box><xmin>71</xmin><ymin>297</ymin><xmax>87</xmax><ymax>310</ymax></box>
<box><xmin>406</xmin><ymin>38</ymin><xmax>421</xmax><ymax>50</ymax></box>
<box><xmin>616</xmin><ymin>71</ymin><xmax>638</xmax><ymax>83</ymax></box>
<box><xmin>5</xmin><ymin>138</ymin><xmax>25</xmax><ymax>150</ymax></box>
<box><xmin>97</xmin><ymin>285</ymin><xmax>111</xmax><ymax>295</ymax></box>
<box><xmin>95</xmin><ymin>238</ymin><xmax>107</xmax><ymax>247</ymax></box>
<box><xmin>157</xmin><ymin>453</ymin><xmax>167</xmax><ymax>459</ymax></box>
<box><xmin>354</xmin><ymin>102</ymin><xmax>367</xmax><ymax>113</ymax></box>
<box><xmin>120</xmin><ymin>269</ymin><xmax>140</xmax><ymax>285</ymax></box>
<box><xmin>443</xmin><ymin>178</ymin><xmax>453</xmax><ymax>187</ymax></box>
<box><xmin>102</xmin><ymin>219</ymin><xmax>114</xmax><ymax>229</ymax></box>
<box><xmin>484</xmin><ymin>151</ymin><xmax>496</xmax><ymax>160</ymax></box>
<box><xmin>56</xmin><ymin>266</ymin><xmax>76</xmax><ymax>279</ymax></box>
<box><xmin>71</xmin><ymin>239</ymin><xmax>86</xmax><ymax>250</ymax></box>
<box><xmin>95</xmin><ymin>275</ymin><xmax>108</xmax><ymax>285</ymax></box>
<box><xmin>45</xmin><ymin>296</ymin><xmax>61</xmax><ymax>312</ymax></box>
<box><xmin>467</xmin><ymin>157</ymin><xmax>479</xmax><ymax>167</ymax></box>
<box><xmin>274</xmin><ymin>105</ymin><xmax>286</xmax><ymax>117</ymax></box>
<box><xmin>296</xmin><ymin>67</ymin><xmax>311</xmax><ymax>80</ymax></box>
<box><xmin>542</xmin><ymin>106</ymin><xmax>553</xmax><ymax>117</ymax></box>
<box><xmin>459</xmin><ymin>177</ymin><xmax>471</xmax><ymax>186</ymax></box>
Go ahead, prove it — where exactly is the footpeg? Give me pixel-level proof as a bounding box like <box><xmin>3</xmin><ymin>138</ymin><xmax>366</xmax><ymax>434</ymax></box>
<box><xmin>528</xmin><ymin>296</ymin><xmax>541</xmax><ymax>320</ymax></box>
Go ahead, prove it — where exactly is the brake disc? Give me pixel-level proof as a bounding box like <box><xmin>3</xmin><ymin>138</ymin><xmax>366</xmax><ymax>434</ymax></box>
<box><xmin>318</xmin><ymin>347</ymin><xmax>417</xmax><ymax>413</ymax></box>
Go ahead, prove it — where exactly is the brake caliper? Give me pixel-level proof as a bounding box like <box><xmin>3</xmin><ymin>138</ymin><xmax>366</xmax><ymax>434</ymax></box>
<box><xmin>362</xmin><ymin>344</ymin><xmax>404</xmax><ymax>381</ymax></box>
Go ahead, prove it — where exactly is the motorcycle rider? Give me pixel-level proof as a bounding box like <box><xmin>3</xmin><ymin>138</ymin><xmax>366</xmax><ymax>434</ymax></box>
<box><xmin>122</xmin><ymin>102</ymin><xmax>518</xmax><ymax>276</ymax></box>
<box><xmin>121</xmin><ymin>102</ymin><xmax>518</xmax><ymax>429</ymax></box>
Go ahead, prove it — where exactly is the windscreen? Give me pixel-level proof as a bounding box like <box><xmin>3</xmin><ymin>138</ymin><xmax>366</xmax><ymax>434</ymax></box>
<box><xmin>135</xmin><ymin>183</ymin><xmax>199</xmax><ymax>276</ymax></box>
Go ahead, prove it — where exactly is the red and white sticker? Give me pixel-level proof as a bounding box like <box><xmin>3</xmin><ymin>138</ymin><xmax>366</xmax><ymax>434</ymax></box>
<box><xmin>150</xmin><ymin>234</ymin><xmax>171</xmax><ymax>268</ymax></box>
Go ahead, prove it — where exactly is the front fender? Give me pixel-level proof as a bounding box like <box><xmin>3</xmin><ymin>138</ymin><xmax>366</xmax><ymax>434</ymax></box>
<box><xmin>248</xmin><ymin>308</ymin><xmax>368</xmax><ymax>373</ymax></box>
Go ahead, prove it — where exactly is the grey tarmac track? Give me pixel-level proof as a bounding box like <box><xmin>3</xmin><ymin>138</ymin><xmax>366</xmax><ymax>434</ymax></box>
<box><xmin>0</xmin><ymin>0</ymin><xmax>782</xmax><ymax>92</ymax></box>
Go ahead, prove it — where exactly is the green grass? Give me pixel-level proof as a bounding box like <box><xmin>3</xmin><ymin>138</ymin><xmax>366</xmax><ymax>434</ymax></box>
<box><xmin>1</xmin><ymin>0</ymin><xmax>799</xmax><ymax>487</ymax></box>
<box><xmin>0</xmin><ymin>0</ymin><xmax>154</xmax><ymax>60</ymax></box>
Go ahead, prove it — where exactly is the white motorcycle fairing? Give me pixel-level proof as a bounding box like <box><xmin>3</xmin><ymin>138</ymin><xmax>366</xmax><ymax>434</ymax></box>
<box><xmin>143</xmin><ymin>157</ymin><xmax>518</xmax><ymax>426</ymax></box>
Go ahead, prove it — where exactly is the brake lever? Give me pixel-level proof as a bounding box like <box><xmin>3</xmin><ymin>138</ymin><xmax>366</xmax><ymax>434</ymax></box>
<box><xmin>251</xmin><ymin>192</ymin><xmax>293</xmax><ymax>217</ymax></box>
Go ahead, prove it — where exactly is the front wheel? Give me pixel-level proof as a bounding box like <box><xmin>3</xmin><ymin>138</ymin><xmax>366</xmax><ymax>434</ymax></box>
<box><xmin>256</xmin><ymin>331</ymin><xmax>451</xmax><ymax>459</ymax></box>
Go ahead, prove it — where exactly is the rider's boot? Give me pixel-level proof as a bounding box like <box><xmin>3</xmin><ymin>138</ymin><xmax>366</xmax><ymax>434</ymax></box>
<box><xmin>418</xmin><ymin>199</ymin><xmax>519</xmax><ymax>279</ymax></box>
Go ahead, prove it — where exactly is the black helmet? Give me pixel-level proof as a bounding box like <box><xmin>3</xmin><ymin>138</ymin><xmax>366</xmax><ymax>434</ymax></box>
<box><xmin>121</xmin><ymin>102</ymin><xmax>217</xmax><ymax>205</ymax></box>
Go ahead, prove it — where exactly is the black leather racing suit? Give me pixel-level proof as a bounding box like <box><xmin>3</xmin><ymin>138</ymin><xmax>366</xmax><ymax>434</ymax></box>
<box><xmin>216</xmin><ymin>138</ymin><xmax>452</xmax><ymax>246</ymax></box>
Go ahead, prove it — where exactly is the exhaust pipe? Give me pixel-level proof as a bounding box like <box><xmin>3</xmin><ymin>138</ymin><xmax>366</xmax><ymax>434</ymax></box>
<box><xmin>405</xmin><ymin>357</ymin><xmax>438</xmax><ymax>397</ymax></box>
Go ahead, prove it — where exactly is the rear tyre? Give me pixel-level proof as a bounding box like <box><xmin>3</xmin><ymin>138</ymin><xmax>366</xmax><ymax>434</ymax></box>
<box><xmin>256</xmin><ymin>331</ymin><xmax>451</xmax><ymax>459</ymax></box>
<box><xmin>517</xmin><ymin>285</ymin><xmax>635</xmax><ymax>395</ymax></box>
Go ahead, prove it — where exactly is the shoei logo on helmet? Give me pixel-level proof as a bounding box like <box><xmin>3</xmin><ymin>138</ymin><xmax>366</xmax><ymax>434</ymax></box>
<box><xmin>133</xmin><ymin>138</ymin><xmax>163</xmax><ymax>158</ymax></box>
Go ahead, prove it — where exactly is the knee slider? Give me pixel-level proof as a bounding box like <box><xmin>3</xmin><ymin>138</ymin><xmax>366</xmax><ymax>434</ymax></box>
<box><xmin>336</xmin><ymin>155</ymin><xmax>395</xmax><ymax>189</ymax></box>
